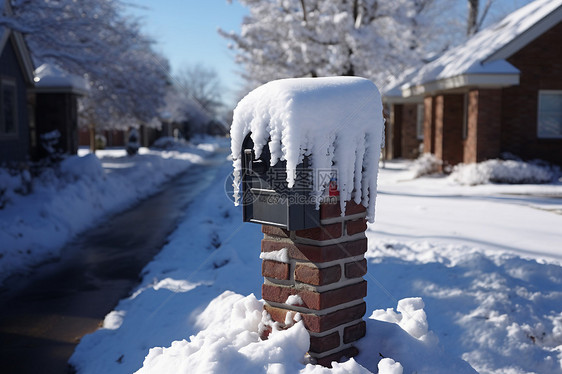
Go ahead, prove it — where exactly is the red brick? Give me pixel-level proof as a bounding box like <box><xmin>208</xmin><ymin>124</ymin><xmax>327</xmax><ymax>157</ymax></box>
<box><xmin>320</xmin><ymin>201</ymin><xmax>367</xmax><ymax>219</ymax></box>
<box><xmin>399</xmin><ymin>103</ymin><xmax>423</xmax><ymax>159</ymax></box>
<box><xmin>264</xmin><ymin>304</ymin><xmax>291</xmax><ymax>327</ymax></box>
<box><xmin>262</xmin><ymin>225</ymin><xmax>290</xmax><ymax>238</ymax></box>
<box><xmin>262</xmin><ymin>260</ymin><xmax>290</xmax><ymax>280</ymax></box>
<box><xmin>315</xmin><ymin>346</ymin><xmax>359</xmax><ymax>367</ymax></box>
<box><xmin>262</xmin><ymin>281</ymin><xmax>366</xmax><ymax>310</ymax></box>
<box><xmin>320</xmin><ymin>281</ymin><xmax>367</xmax><ymax>309</ymax></box>
<box><xmin>343</xmin><ymin>321</ymin><xmax>366</xmax><ymax>344</ymax></box>
<box><xmin>261</xmin><ymin>238</ymin><xmax>367</xmax><ymax>263</ymax></box>
<box><xmin>344</xmin><ymin>201</ymin><xmax>366</xmax><ymax>216</ymax></box>
<box><xmin>295</xmin><ymin>223</ymin><xmax>342</xmax><ymax>241</ymax></box>
<box><xmin>320</xmin><ymin>202</ymin><xmax>341</xmax><ymax>219</ymax></box>
<box><xmin>262</xmin><ymin>284</ymin><xmax>309</xmax><ymax>308</ymax></box>
<box><xmin>294</xmin><ymin>264</ymin><xmax>341</xmax><ymax>286</ymax></box>
<box><xmin>345</xmin><ymin>219</ymin><xmax>367</xmax><ymax>236</ymax></box>
<box><xmin>309</xmin><ymin>331</ymin><xmax>340</xmax><ymax>353</ymax></box>
<box><xmin>264</xmin><ymin>302</ymin><xmax>366</xmax><ymax>333</ymax></box>
<box><xmin>434</xmin><ymin>93</ymin><xmax>465</xmax><ymax>168</ymax></box>
<box><xmin>345</xmin><ymin>259</ymin><xmax>367</xmax><ymax>279</ymax></box>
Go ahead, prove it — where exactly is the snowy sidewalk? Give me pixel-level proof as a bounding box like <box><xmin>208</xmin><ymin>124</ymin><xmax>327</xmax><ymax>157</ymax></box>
<box><xmin>0</xmin><ymin>138</ymin><xmax>228</xmax><ymax>285</ymax></box>
<box><xmin>69</xmin><ymin>157</ymin><xmax>562</xmax><ymax>374</ymax></box>
<box><xmin>372</xmin><ymin>160</ymin><xmax>562</xmax><ymax>264</ymax></box>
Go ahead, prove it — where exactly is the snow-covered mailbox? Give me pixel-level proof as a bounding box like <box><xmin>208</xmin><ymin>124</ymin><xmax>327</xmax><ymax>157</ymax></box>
<box><xmin>231</xmin><ymin>77</ymin><xmax>384</xmax><ymax>367</ymax></box>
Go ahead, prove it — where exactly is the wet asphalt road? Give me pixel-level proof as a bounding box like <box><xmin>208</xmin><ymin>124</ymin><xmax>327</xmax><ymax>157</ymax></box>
<box><xmin>0</xmin><ymin>148</ymin><xmax>229</xmax><ymax>373</ymax></box>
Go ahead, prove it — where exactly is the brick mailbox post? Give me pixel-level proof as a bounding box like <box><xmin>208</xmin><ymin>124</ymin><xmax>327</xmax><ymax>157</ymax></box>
<box><xmin>230</xmin><ymin>77</ymin><xmax>384</xmax><ymax>367</ymax></box>
<box><xmin>261</xmin><ymin>200</ymin><xmax>369</xmax><ymax>366</ymax></box>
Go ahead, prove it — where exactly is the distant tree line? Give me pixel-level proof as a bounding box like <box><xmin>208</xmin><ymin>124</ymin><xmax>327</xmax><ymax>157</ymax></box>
<box><xmin>1</xmin><ymin>0</ymin><xmax>224</xmax><ymax>138</ymax></box>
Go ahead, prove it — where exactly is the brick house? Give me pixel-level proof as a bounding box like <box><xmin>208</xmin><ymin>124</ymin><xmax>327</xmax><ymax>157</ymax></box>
<box><xmin>383</xmin><ymin>0</ymin><xmax>562</xmax><ymax>168</ymax></box>
<box><xmin>0</xmin><ymin>0</ymin><xmax>35</xmax><ymax>164</ymax></box>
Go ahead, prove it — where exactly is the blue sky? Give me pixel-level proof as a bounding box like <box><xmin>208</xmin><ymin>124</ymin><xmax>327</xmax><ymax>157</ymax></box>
<box><xmin>126</xmin><ymin>0</ymin><xmax>531</xmax><ymax>109</ymax></box>
<box><xmin>126</xmin><ymin>0</ymin><xmax>248</xmax><ymax>107</ymax></box>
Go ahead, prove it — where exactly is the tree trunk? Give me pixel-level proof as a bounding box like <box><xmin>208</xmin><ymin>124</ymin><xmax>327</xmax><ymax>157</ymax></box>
<box><xmin>89</xmin><ymin>123</ymin><xmax>96</xmax><ymax>154</ymax></box>
<box><xmin>300</xmin><ymin>0</ymin><xmax>307</xmax><ymax>22</ymax></box>
<box><xmin>467</xmin><ymin>0</ymin><xmax>479</xmax><ymax>36</ymax></box>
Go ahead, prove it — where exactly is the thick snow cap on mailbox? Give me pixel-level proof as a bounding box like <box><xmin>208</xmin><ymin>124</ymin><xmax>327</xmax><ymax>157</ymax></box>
<box><xmin>231</xmin><ymin>77</ymin><xmax>384</xmax><ymax>222</ymax></box>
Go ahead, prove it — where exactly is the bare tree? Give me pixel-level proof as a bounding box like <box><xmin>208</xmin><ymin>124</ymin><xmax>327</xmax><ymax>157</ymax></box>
<box><xmin>467</xmin><ymin>0</ymin><xmax>494</xmax><ymax>36</ymax></box>
<box><xmin>173</xmin><ymin>64</ymin><xmax>224</xmax><ymax>117</ymax></box>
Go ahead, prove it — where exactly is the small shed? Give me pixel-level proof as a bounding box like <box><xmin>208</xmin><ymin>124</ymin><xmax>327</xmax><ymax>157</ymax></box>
<box><xmin>32</xmin><ymin>63</ymin><xmax>88</xmax><ymax>160</ymax></box>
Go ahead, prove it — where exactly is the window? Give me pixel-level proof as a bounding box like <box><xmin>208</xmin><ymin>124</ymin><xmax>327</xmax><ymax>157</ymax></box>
<box><xmin>537</xmin><ymin>91</ymin><xmax>562</xmax><ymax>139</ymax></box>
<box><xmin>1</xmin><ymin>79</ymin><xmax>18</xmax><ymax>136</ymax></box>
<box><xmin>416</xmin><ymin>103</ymin><xmax>424</xmax><ymax>140</ymax></box>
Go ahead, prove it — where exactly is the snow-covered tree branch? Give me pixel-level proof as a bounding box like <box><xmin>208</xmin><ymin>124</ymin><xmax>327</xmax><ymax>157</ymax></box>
<box><xmin>173</xmin><ymin>64</ymin><xmax>224</xmax><ymax>117</ymax></box>
<box><xmin>219</xmin><ymin>0</ymin><xmax>439</xmax><ymax>88</ymax></box>
<box><xmin>220</xmin><ymin>0</ymin><xmax>534</xmax><ymax>90</ymax></box>
<box><xmin>2</xmin><ymin>0</ymin><xmax>168</xmax><ymax>130</ymax></box>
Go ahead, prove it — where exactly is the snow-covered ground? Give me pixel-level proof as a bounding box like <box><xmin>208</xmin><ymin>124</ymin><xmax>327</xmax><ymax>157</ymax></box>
<box><xmin>67</xmin><ymin>155</ymin><xmax>562</xmax><ymax>374</ymax></box>
<box><xmin>0</xmin><ymin>138</ymin><xmax>225</xmax><ymax>285</ymax></box>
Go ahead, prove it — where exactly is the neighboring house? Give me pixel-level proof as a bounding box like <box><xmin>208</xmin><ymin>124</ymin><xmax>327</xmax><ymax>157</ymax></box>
<box><xmin>1</xmin><ymin>0</ymin><xmax>87</xmax><ymax>164</ymax></box>
<box><xmin>384</xmin><ymin>0</ymin><xmax>562</xmax><ymax>168</ymax></box>
<box><xmin>0</xmin><ymin>0</ymin><xmax>35</xmax><ymax>164</ymax></box>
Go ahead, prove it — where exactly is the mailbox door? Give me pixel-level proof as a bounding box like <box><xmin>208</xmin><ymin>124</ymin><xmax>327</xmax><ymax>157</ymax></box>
<box><xmin>241</xmin><ymin>133</ymin><xmax>320</xmax><ymax>230</ymax></box>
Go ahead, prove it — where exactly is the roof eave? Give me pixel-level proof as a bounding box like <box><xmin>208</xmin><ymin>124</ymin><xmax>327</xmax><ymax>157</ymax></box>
<box><xmin>383</xmin><ymin>94</ymin><xmax>424</xmax><ymax>104</ymax></box>
<box><xmin>31</xmin><ymin>85</ymin><xmax>88</xmax><ymax>96</ymax></box>
<box><xmin>402</xmin><ymin>73</ymin><xmax>520</xmax><ymax>97</ymax></box>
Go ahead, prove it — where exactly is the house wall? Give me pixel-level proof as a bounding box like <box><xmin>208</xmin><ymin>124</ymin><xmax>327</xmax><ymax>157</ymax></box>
<box><xmin>401</xmin><ymin>103</ymin><xmax>422</xmax><ymax>159</ymax></box>
<box><xmin>434</xmin><ymin>94</ymin><xmax>464</xmax><ymax>167</ymax></box>
<box><xmin>464</xmin><ymin>91</ymin><xmax>478</xmax><ymax>164</ymax></box>
<box><xmin>0</xmin><ymin>37</ymin><xmax>30</xmax><ymax>164</ymax></box>
<box><xmin>503</xmin><ymin>21</ymin><xmax>562</xmax><ymax>165</ymax></box>
<box><xmin>423</xmin><ymin>96</ymin><xmax>435</xmax><ymax>154</ymax></box>
<box><xmin>390</xmin><ymin>103</ymin><xmax>403</xmax><ymax>159</ymax></box>
<box><xmin>476</xmin><ymin>89</ymin><xmax>502</xmax><ymax>162</ymax></box>
<box><xmin>463</xmin><ymin>89</ymin><xmax>503</xmax><ymax>164</ymax></box>
<box><xmin>385</xmin><ymin>103</ymin><xmax>422</xmax><ymax>160</ymax></box>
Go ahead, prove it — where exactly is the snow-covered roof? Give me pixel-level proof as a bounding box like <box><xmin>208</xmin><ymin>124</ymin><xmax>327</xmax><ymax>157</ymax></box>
<box><xmin>381</xmin><ymin>67</ymin><xmax>423</xmax><ymax>104</ymax></box>
<box><xmin>230</xmin><ymin>77</ymin><xmax>385</xmax><ymax>221</ymax></box>
<box><xmin>401</xmin><ymin>0</ymin><xmax>562</xmax><ymax>97</ymax></box>
<box><xmin>33</xmin><ymin>63</ymin><xmax>89</xmax><ymax>95</ymax></box>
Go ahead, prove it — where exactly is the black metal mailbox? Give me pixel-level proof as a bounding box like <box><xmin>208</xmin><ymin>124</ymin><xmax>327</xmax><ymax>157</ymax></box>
<box><xmin>241</xmin><ymin>133</ymin><xmax>320</xmax><ymax>230</ymax></box>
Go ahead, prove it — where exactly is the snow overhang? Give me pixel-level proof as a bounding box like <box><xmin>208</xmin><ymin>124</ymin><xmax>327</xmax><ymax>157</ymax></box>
<box><xmin>32</xmin><ymin>63</ymin><xmax>89</xmax><ymax>96</ymax></box>
<box><xmin>230</xmin><ymin>77</ymin><xmax>385</xmax><ymax>221</ymax></box>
